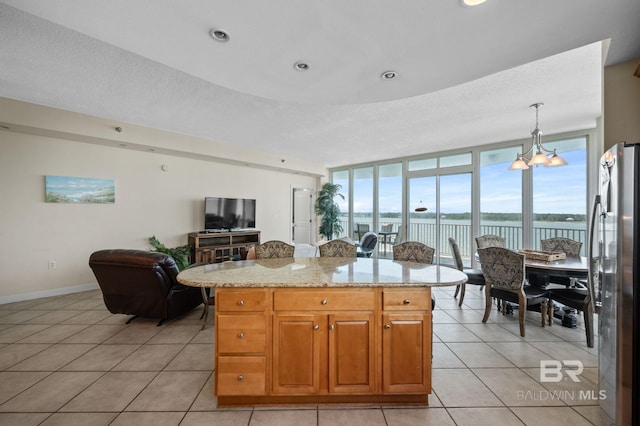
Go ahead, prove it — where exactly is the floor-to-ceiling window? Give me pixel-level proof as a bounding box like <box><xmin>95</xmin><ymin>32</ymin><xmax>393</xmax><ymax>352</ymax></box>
<box><xmin>331</xmin><ymin>170</ymin><xmax>350</xmax><ymax>239</ymax></box>
<box><xmin>330</xmin><ymin>132</ymin><xmax>592</xmax><ymax>263</ymax></box>
<box><xmin>378</xmin><ymin>163</ymin><xmax>402</xmax><ymax>258</ymax></box>
<box><xmin>532</xmin><ymin>137</ymin><xmax>588</xmax><ymax>254</ymax></box>
<box><xmin>479</xmin><ymin>146</ymin><xmax>523</xmax><ymax>251</ymax></box>
<box><xmin>353</xmin><ymin>167</ymin><xmax>374</xmax><ymax>242</ymax></box>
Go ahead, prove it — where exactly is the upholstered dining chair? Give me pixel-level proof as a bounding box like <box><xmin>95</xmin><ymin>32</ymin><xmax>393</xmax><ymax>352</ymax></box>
<box><xmin>475</xmin><ymin>234</ymin><xmax>506</xmax><ymax>249</ymax></box>
<box><xmin>393</xmin><ymin>241</ymin><xmax>436</xmax><ymax>309</ymax></box>
<box><xmin>255</xmin><ymin>240</ymin><xmax>295</xmax><ymax>259</ymax></box>
<box><xmin>541</xmin><ymin>237</ymin><xmax>582</xmax><ymax>257</ymax></box>
<box><xmin>319</xmin><ymin>239</ymin><xmax>357</xmax><ymax>257</ymax></box>
<box><xmin>540</xmin><ymin>237</ymin><xmax>594</xmax><ymax>347</ymax></box>
<box><xmin>477</xmin><ymin>247</ymin><xmax>549</xmax><ymax>338</ymax></box>
<box><xmin>392</xmin><ymin>241</ymin><xmax>435</xmax><ymax>264</ymax></box>
<box><xmin>448</xmin><ymin>237</ymin><xmax>486</xmax><ymax>307</ymax></box>
<box><xmin>539</xmin><ymin>236</ymin><xmax>583</xmax><ymax>288</ymax></box>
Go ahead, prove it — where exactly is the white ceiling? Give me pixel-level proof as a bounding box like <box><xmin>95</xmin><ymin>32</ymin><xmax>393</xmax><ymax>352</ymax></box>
<box><xmin>1</xmin><ymin>1</ymin><xmax>639</xmax><ymax>168</ymax></box>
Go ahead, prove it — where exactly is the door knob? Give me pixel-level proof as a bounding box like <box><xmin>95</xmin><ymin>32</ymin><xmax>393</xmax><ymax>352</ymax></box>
<box><xmin>237</xmin><ymin>374</ymin><xmax>244</xmax><ymax>381</ymax></box>
<box><xmin>237</xmin><ymin>300</ymin><xmax>244</xmax><ymax>306</ymax></box>
<box><xmin>321</xmin><ymin>299</ymin><xmax>328</xmax><ymax>305</ymax></box>
<box><xmin>313</xmin><ymin>324</ymin><xmax>320</xmax><ymax>330</ymax></box>
<box><xmin>329</xmin><ymin>324</ymin><xmax>335</xmax><ymax>331</ymax></box>
<box><xmin>403</xmin><ymin>299</ymin><xmax>411</xmax><ymax>305</ymax></box>
<box><xmin>238</xmin><ymin>332</ymin><xmax>244</xmax><ymax>339</ymax></box>
<box><xmin>384</xmin><ymin>324</ymin><xmax>391</xmax><ymax>329</ymax></box>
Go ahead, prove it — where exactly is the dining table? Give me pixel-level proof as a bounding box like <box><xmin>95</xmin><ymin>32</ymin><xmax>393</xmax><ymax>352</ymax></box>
<box><xmin>524</xmin><ymin>256</ymin><xmax>589</xmax><ymax>288</ymax></box>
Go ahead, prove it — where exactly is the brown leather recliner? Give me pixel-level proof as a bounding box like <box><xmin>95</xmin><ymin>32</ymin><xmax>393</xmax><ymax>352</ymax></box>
<box><xmin>89</xmin><ymin>249</ymin><xmax>203</xmax><ymax>325</ymax></box>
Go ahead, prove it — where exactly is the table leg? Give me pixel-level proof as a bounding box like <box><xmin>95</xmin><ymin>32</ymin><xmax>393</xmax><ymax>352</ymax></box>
<box><xmin>200</xmin><ymin>287</ymin><xmax>209</xmax><ymax>330</ymax></box>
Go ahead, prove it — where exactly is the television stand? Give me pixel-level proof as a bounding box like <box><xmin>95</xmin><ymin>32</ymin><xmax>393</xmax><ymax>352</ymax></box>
<box><xmin>189</xmin><ymin>230</ymin><xmax>260</xmax><ymax>264</ymax></box>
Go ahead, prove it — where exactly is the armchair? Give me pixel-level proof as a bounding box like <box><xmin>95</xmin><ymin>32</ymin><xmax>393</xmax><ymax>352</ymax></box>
<box><xmin>89</xmin><ymin>249</ymin><xmax>203</xmax><ymax>325</ymax></box>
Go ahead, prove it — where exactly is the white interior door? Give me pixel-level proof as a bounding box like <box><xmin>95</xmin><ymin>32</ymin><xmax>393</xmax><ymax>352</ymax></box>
<box><xmin>292</xmin><ymin>188</ymin><xmax>314</xmax><ymax>244</ymax></box>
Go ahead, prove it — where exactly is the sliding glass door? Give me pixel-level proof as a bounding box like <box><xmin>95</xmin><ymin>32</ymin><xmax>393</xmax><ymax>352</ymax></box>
<box><xmin>408</xmin><ymin>172</ymin><xmax>471</xmax><ymax>265</ymax></box>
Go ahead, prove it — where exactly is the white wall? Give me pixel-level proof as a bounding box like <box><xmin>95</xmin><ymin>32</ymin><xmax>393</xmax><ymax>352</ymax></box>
<box><xmin>0</xmin><ymin>121</ymin><xmax>318</xmax><ymax>302</ymax></box>
<box><xmin>604</xmin><ymin>58</ymin><xmax>640</xmax><ymax>150</ymax></box>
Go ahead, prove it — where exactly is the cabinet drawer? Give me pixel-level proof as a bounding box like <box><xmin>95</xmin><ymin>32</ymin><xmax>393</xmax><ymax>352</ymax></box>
<box><xmin>216</xmin><ymin>289</ymin><xmax>267</xmax><ymax>312</ymax></box>
<box><xmin>274</xmin><ymin>290</ymin><xmax>374</xmax><ymax>311</ymax></box>
<box><xmin>217</xmin><ymin>356</ymin><xmax>266</xmax><ymax>396</ymax></box>
<box><xmin>217</xmin><ymin>314</ymin><xmax>266</xmax><ymax>354</ymax></box>
<box><xmin>383</xmin><ymin>289</ymin><xmax>431</xmax><ymax>311</ymax></box>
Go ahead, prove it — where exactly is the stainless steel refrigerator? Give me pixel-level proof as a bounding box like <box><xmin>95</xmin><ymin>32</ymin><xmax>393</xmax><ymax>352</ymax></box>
<box><xmin>590</xmin><ymin>142</ymin><xmax>640</xmax><ymax>425</ymax></box>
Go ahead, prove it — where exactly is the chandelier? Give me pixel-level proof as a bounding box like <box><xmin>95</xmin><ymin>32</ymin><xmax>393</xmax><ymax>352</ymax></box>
<box><xmin>509</xmin><ymin>103</ymin><xmax>567</xmax><ymax>170</ymax></box>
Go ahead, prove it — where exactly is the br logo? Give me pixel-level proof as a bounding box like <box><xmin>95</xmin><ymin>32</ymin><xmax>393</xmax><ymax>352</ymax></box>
<box><xmin>539</xmin><ymin>360</ymin><xmax>583</xmax><ymax>382</ymax></box>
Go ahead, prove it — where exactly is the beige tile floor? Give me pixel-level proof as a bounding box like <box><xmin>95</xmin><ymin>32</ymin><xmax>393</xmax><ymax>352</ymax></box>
<box><xmin>0</xmin><ymin>286</ymin><xmax>601</xmax><ymax>426</ymax></box>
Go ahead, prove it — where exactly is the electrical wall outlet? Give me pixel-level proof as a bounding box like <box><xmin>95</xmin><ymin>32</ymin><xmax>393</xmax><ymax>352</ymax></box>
<box><xmin>48</xmin><ymin>260</ymin><xmax>57</xmax><ymax>270</ymax></box>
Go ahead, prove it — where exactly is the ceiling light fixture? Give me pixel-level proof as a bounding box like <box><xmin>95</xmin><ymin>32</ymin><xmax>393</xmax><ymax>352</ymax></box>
<box><xmin>381</xmin><ymin>71</ymin><xmax>397</xmax><ymax>80</ymax></box>
<box><xmin>461</xmin><ymin>0</ymin><xmax>488</xmax><ymax>6</ymax></box>
<box><xmin>509</xmin><ymin>103</ymin><xmax>567</xmax><ymax>170</ymax></box>
<box><xmin>414</xmin><ymin>201</ymin><xmax>427</xmax><ymax>212</ymax></box>
<box><xmin>209</xmin><ymin>28</ymin><xmax>230</xmax><ymax>42</ymax></box>
<box><xmin>294</xmin><ymin>62</ymin><xmax>309</xmax><ymax>71</ymax></box>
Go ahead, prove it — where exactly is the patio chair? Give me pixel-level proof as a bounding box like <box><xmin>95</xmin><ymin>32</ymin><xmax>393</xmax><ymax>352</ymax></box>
<box><xmin>356</xmin><ymin>232</ymin><xmax>378</xmax><ymax>257</ymax></box>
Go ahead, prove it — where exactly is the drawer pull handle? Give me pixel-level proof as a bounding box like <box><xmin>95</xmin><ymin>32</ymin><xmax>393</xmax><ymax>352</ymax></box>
<box><xmin>403</xmin><ymin>299</ymin><xmax>411</xmax><ymax>305</ymax></box>
<box><xmin>384</xmin><ymin>324</ymin><xmax>391</xmax><ymax>329</ymax></box>
<box><xmin>321</xmin><ymin>299</ymin><xmax>328</xmax><ymax>305</ymax></box>
<box><xmin>329</xmin><ymin>324</ymin><xmax>335</xmax><ymax>331</ymax></box>
<box><xmin>238</xmin><ymin>332</ymin><xmax>244</xmax><ymax>339</ymax></box>
<box><xmin>237</xmin><ymin>300</ymin><xmax>244</xmax><ymax>306</ymax></box>
<box><xmin>313</xmin><ymin>325</ymin><xmax>320</xmax><ymax>330</ymax></box>
<box><xmin>238</xmin><ymin>374</ymin><xmax>244</xmax><ymax>381</ymax></box>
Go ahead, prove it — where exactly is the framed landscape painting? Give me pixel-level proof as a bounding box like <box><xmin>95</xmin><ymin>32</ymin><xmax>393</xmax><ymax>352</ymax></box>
<box><xmin>45</xmin><ymin>175</ymin><xmax>115</xmax><ymax>204</ymax></box>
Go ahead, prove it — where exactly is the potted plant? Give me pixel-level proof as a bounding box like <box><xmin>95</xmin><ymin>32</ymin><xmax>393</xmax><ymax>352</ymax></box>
<box><xmin>315</xmin><ymin>182</ymin><xmax>344</xmax><ymax>240</ymax></box>
<box><xmin>148</xmin><ymin>236</ymin><xmax>190</xmax><ymax>271</ymax></box>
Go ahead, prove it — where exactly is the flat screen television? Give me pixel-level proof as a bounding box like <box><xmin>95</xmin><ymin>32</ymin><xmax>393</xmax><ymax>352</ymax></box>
<box><xmin>204</xmin><ymin>197</ymin><xmax>256</xmax><ymax>231</ymax></box>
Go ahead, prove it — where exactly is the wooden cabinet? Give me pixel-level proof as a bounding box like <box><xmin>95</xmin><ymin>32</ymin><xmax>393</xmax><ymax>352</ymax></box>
<box><xmin>214</xmin><ymin>286</ymin><xmax>431</xmax><ymax>405</ymax></box>
<box><xmin>272</xmin><ymin>289</ymin><xmax>376</xmax><ymax>396</ymax></box>
<box><xmin>272</xmin><ymin>314</ymin><xmax>322</xmax><ymax>394</ymax></box>
<box><xmin>215</xmin><ymin>289</ymin><xmax>267</xmax><ymax>396</ymax></box>
<box><xmin>329</xmin><ymin>313</ymin><xmax>375</xmax><ymax>394</ymax></box>
<box><xmin>189</xmin><ymin>230</ymin><xmax>260</xmax><ymax>263</ymax></box>
<box><xmin>382</xmin><ymin>289</ymin><xmax>432</xmax><ymax>394</ymax></box>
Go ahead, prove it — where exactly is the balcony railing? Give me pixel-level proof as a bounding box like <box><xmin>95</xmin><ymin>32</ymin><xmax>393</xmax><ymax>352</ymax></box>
<box><xmin>338</xmin><ymin>218</ymin><xmax>587</xmax><ymax>262</ymax></box>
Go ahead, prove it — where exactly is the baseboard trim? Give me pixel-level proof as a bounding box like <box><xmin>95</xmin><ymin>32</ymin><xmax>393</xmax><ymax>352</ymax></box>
<box><xmin>0</xmin><ymin>282</ymin><xmax>100</xmax><ymax>305</ymax></box>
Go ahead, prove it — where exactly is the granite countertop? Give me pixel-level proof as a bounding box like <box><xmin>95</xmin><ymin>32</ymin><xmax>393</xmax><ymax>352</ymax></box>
<box><xmin>177</xmin><ymin>257</ymin><xmax>468</xmax><ymax>288</ymax></box>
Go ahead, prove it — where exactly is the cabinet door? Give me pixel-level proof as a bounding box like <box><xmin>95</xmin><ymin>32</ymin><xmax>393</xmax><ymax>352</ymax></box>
<box><xmin>382</xmin><ymin>313</ymin><xmax>431</xmax><ymax>394</ymax></box>
<box><xmin>328</xmin><ymin>314</ymin><xmax>375</xmax><ymax>394</ymax></box>
<box><xmin>272</xmin><ymin>314</ymin><xmax>323</xmax><ymax>394</ymax></box>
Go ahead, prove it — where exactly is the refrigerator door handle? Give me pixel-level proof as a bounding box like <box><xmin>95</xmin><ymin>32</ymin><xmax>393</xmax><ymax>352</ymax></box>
<box><xmin>588</xmin><ymin>194</ymin><xmax>601</xmax><ymax>313</ymax></box>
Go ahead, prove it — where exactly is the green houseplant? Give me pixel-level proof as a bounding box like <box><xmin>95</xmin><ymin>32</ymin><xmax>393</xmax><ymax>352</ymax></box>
<box><xmin>148</xmin><ymin>236</ymin><xmax>190</xmax><ymax>271</ymax></box>
<box><xmin>315</xmin><ymin>182</ymin><xmax>344</xmax><ymax>240</ymax></box>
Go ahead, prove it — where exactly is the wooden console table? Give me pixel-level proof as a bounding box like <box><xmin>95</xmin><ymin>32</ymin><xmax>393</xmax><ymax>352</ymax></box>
<box><xmin>188</xmin><ymin>230</ymin><xmax>260</xmax><ymax>264</ymax></box>
<box><xmin>177</xmin><ymin>257</ymin><xmax>467</xmax><ymax>407</ymax></box>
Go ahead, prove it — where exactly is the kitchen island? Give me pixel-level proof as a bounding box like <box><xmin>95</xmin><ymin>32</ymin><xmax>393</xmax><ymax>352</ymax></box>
<box><xmin>177</xmin><ymin>257</ymin><xmax>467</xmax><ymax>407</ymax></box>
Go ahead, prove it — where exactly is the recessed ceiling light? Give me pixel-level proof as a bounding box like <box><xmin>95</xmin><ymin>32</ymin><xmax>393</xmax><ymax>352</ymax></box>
<box><xmin>294</xmin><ymin>62</ymin><xmax>309</xmax><ymax>71</ymax></box>
<box><xmin>461</xmin><ymin>0</ymin><xmax>487</xmax><ymax>6</ymax></box>
<box><xmin>209</xmin><ymin>28</ymin><xmax>230</xmax><ymax>42</ymax></box>
<box><xmin>381</xmin><ymin>71</ymin><xmax>397</xmax><ymax>80</ymax></box>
